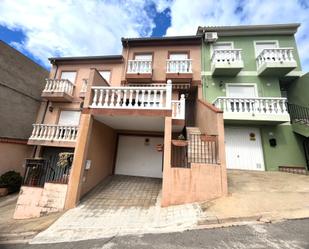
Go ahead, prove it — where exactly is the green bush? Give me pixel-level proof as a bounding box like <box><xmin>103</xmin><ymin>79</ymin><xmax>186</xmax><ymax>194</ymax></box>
<box><xmin>0</xmin><ymin>171</ymin><xmax>22</xmax><ymax>193</ymax></box>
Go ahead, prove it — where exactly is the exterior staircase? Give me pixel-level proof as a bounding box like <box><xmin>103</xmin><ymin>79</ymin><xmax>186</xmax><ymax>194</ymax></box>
<box><xmin>288</xmin><ymin>103</ymin><xmax>309</xmax><ymax>137</ymax></box>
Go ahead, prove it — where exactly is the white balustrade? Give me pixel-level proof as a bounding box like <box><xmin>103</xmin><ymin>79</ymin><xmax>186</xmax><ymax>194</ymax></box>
<box><xmin>256</xmin><ymin>48</ymin><xmax>295</xmax><ymax>69</ymax></box>
<box><xmin>30</xmin><ymin>124</ymin><xmax>79</xmax><ymax>142</ymax></box>
<box><xmin>211</xmin><ymin>49</ymin><xmax>242</xmax><ymax>64</ymax></box>
<box><xmin>213</xmin><ymin>97</ymin><xmax>288</xmax><ymax>115</ymax></box>
<box><xmin>166</xmin><ymin>59</ymin><xmax>192</xmax><ymax>73</ymax></box>
<box><xmin>171</xmin><ymin>94</ymin><xmax>186</xmax><ymax>119</ymax></box>
<box><xmin>43</xmin><ymin>79</ymin><xmax>75</xmax><ymax>96</ymax></box>
<box><xmin>127</xmin><ymin>60</ymin><xmax>152</xmax><ymax>74</ymax></box>
<box><xmin>91</xmin><ymin>80</ymin><xmax>173</xmax><ymax>110</ymax></box>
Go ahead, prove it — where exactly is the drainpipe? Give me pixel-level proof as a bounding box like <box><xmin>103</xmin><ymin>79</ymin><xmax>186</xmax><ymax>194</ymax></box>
<box><xmin>32</xmin><ymin>62</ymin><xmax>58</xmax><ymax>157</ymax></box>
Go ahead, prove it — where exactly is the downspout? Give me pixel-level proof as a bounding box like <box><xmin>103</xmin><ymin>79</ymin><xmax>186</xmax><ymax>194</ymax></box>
<box><xmin>32</xmin><ymin>62</ymin><xmax>58</xmax><ymax>157</ymax></box>
<box><xmin>123</xmin><ymin>40</ymin><xmax>130</xmax><ymax>85</ymax></box>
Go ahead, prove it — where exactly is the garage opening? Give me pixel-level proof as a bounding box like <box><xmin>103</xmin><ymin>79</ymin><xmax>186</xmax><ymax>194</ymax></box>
<box><xmin>115</xmin><ymin>135</ymin><xmax>164</xmax><ymax>178</ymax></box>
<box><xmin>225</xmin><ymin>127</ymin><xmax>265</xmax><ymax>171</ymax></box>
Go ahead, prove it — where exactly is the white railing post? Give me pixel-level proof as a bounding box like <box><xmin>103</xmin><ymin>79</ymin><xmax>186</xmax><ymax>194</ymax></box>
<box><xmin>166</xmin><ymin>80</ymin><xmax>172</xmax><ymax>109</ymax></box>
<box><xmin>180</xmin><ymin>94</ymin><xmax>185</xmax><ymax>119</ymax></box>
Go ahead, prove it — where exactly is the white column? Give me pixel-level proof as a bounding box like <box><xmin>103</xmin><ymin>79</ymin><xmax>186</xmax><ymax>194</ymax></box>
<box><xmin>166</xmin><ymin>80</ymin><xmax>172</xmax><ymax>109</ymax></box>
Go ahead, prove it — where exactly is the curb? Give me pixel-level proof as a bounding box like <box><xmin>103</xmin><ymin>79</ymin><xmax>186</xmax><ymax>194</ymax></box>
<box><xmin>198</xmin><ymin>215</ymin><xmax>262</xmax><ymax>226</ymax></box>
<box><xmin>0</xmin><ymin>231</ymin><xmax>39</xmax><ymax>244</ymax></box>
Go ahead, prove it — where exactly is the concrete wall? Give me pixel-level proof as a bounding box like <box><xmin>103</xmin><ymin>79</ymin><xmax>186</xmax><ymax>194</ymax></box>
<box><xmin>288</xmin><ymin>72</ymin><xmax>309</xmax><ymax>107</ymax></box>
<box><xmin>0</xmin><ymin>41</ymin><xmax>48</xmax><ymax>139</ymax></box>
<box><xmin>13</xmin><ymin>183</ymin><xmax>68</xmax><ymax>219</ymax></box>
<box><xmin>0</xmin><ymin>140</ymin><xmax>33</xmax><ymax>175</ymax></box>
<box><xmin>261</xmin><ymin>124</ymin><xmax>307</xmax><ymax>170</ymax></box>
<box><xmin>80</xmin><ymin>119</ymin><xmax>117</xmax><ymax>197</ymax></box>
<box><xmin>162</xmin><ymin>97</ymin><xmax>228</xmax><ymax>206</ymax></box>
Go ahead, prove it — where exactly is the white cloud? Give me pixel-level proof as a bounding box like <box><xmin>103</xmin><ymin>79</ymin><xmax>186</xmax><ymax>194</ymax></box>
<box><xmin>0</xmin><ymin>0</ymin><xmax>156</xmax><ymax>67</ymax></box>
<box><xmin>0</xmin><ymin>0</ymin><xmax>308</xmax><ymax>71</ymax></box>
<box><xmin>164</xmin><ymin>0</ymin><xmax>309</xmax><ymax>71</ymax></box>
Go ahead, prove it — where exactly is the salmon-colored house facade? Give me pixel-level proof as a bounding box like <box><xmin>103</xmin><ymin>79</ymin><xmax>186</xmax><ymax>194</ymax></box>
<box><xmin>14</xmin><ymin>35</ymin><xmax>227</xmax><ymax>219</ymax></box>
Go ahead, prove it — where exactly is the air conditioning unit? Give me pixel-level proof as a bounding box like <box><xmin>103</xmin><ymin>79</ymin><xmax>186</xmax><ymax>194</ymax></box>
<box><xmin>204</xmin><ymin>32</ymin><xmax>218</xmax><ymax>42</ymax></box>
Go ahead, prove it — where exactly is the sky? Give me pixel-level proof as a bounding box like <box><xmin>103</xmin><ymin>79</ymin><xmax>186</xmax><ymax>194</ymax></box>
<box><xmin>0</xmin><ymin>0</ymin><xmax>308</xmax><ymax>71</ymax></box>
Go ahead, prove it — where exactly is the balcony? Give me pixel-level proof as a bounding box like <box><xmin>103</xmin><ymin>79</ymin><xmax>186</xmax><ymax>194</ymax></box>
<box><xmin>126</xmin><ymin>59</ymin><xmax>152</xmax><ymax>82</ymax></box>
<box><xmin>28</xmin><ymin>124</ymin><xmax>78</xmax><ymax>147</ymax></box>
<box><xmin>87</xmin><ymin>81</ymin><xmax>185</xmax><ymax>131</ymax></box>
<box><xmin>213</xmin><ymin>97</ymin><xmax>290</xmax><ymax>123</ymax></box>
<box><xmin>41</xmin><ymin>79</ymin><xmax>75</xmax><ymax>102</ymax></box>
<box><xmin>166</xmin><ymin>59</ymin><xmax>193</xmax><ymax>82</ymax></box>
<box><xmin>256</xmin><ymin>48</ymin><xmax>297</xmax><ymax>76</ymax></box>
<box><xmin>211</xmin><ymin>49</ymin><xmax>244</xmax><ymax>76</ymax></box>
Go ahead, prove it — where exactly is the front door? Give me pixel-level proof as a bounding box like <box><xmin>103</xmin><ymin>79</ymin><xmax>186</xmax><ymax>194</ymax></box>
<box><xmin>225</xmin><ymin>127</ymin><xmax>265</xmax><ymax>171</ymax></box>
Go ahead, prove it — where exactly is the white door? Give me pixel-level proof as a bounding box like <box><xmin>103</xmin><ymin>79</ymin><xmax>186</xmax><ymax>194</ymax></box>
<box><xmin>169</xmin><ymin>53</ymin><xmax>188</xmax><ymax>60</ymax></box>
<box><xmin>255</xmin><ymin>41</ymin><xmax>278</xmax><ymax>57</ymax></box>
<box><xmin>227</xmin><ymin>84</ymin><xmax>257</xmax><ymax>98</ymax></box>
<box><xmin>115</xmin><ymin>135</ymin><xmax>163</xmax><ymax>178</ymax></box>
<box><xmin>225</xmin><ymin>127</ymin><xmax>265</xmax><ymax>171</ymax></box>
<box><xmin>226</xmin><ymin>84</ymin><xmax>257</xmax><ymax>112</ymax></box>
<box><xmin>60</xmin><ymin>71</ymin><xmax>77</xmax><ymax>84</ymax></box>
<box><xmin>213</xmin><ymin>42</ymin><xmax>233</xmax><ymax>50</ymax></box>
<box><xmin>135</xmin><ymin>54</ymin><xmax>153</xmax><ymax>61</ymax></box>
<box><xmin>58</xmin><ymin>111</ymin><xmax>81</xmax><ymax>125</ymax></box>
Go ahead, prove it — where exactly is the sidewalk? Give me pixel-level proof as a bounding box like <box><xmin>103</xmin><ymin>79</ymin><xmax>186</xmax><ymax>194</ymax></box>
<box><xmin>0</xmin><ymin>193</ymin><xmax>63</xmax><ymax>244</ymax></box>
<box><xmin>199</xmin><ymin>170</ymin><xmax>309</xmax><ymax>225</ymax></box>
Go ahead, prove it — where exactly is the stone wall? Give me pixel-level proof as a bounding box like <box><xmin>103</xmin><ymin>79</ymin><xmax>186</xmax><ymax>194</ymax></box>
<box><xmin>13</xmin><ymin>183</ymin><xmax>67</xmax><ymax>219</ymax></box>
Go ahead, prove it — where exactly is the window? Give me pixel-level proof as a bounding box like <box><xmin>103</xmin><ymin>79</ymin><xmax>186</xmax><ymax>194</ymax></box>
<box><xmin>169</xmin><ymin>53</ymin><xmax>188</xmax><ymax>60</ymax></box>
<box><xmin>60</xmin><ymin>71</ymin><xmax>77</xmax><ymax>84</ymax></box>
<box><xmin>99</xmin><ymin>71</ymin><xmax>111</xmax><ymax>82</ymax></box>
<box><xmin>58</xmin><ymin>111</ymin><xmax>81</xmax><ymax>126</ymax></box>
<box><xmin>134</xmin><ymin>54</ymin><xmax>152</xmax><ymax>61</ymax></box>
<box><xmin>255</xmin><ymin>41</ymin><xmax>278</xmax><ymax>57</ymax></box>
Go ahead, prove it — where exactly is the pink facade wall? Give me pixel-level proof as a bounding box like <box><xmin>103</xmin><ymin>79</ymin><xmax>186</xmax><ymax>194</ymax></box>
<box><xmin>14</xmin><ymin>183</ymin><xmax>68</xmax><ymax>219</ymax></box>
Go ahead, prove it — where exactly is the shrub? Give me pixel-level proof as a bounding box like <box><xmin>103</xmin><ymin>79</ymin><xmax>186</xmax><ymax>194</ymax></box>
<box><xmin>0</xmin><ymin>171</ymin><xmax>22</xmax><ymax>193</ymax></box>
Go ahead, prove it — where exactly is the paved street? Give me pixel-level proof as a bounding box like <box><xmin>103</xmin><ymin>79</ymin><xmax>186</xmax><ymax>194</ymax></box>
<box><xmin>2</xmin><ymin>219</ymin><xmax>309</xmax><ymax>249</ymax></box>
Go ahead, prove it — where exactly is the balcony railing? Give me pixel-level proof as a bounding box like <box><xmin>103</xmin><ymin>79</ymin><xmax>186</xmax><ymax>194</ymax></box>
<box><xmin>166</xmin><ymin>59</ymin><xmax>192</xmax><ymax>73</ymax></box>
<box><xmin>30</xmin><ymin>124</ymin><xmax>79</xmax><ymax>142</ymax></box>
<box><xmin>211</xmin><ymin>49</ymin><xmax>242</xmax><ymax>64</ymax></box>
<box><xmin>213</xmin><ymin>97</ymin><xmax>288</xmax><ymax>115</ymax></box>
<box><xmin>127</xmin><ymin>59</ymin><xmax>152</xmax><ymax>74</ymax></box>
<box><xmin>91</xmin><ymin>81</ymin><xmax>172</xmax><ymax>109</ymax></box>
<box><xmin>256</xmin><ymin>48</ymin><xmax>295</xmax><ymax>70</ymax></box>
<box><xmin>171</xmin><ymin>94</ymin><xmax>185</xmax><ymax>119</ymax></box>
<box><xmin>43</xmin><ymin>79</ymin><xmax>75</xmax><ymax>96</ymax></box>
<box><xmin>288</xmin><ymin>103</ymin><xmax>309</xmax><ymax>126</ymax></box>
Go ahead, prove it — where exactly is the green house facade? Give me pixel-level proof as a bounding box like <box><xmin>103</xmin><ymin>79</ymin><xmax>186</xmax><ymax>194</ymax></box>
<box><xmin>197</xmin><ymin>24</ymin><xmax>308</xmax><ymax>172</ymax></box>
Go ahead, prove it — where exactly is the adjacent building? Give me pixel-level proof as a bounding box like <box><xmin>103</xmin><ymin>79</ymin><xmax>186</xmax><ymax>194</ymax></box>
<box><xmin>14</xmin><ymin>35</ymin><xmax>227</xmax><ymax>219</ymax></box>
<box><xmin>0</xmin><ymin>40</ymin><xmax>48</xmax><ymax>175</ymax></box>
<box><xmin>197</xmin><ymin>23</ymin><xmax>308</xmax><ymax>172</ymax></box>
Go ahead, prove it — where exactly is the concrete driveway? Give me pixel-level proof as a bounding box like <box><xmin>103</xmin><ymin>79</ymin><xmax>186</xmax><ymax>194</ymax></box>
<box><xmin>31</xmin><ymin>175</ymin><xmax>201</xmax><ymax>244</ymax></box>
<box><xmin>201</xmin><ymin>170</ymin><xmax>309</xmax><ymax>221</ymax></box>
